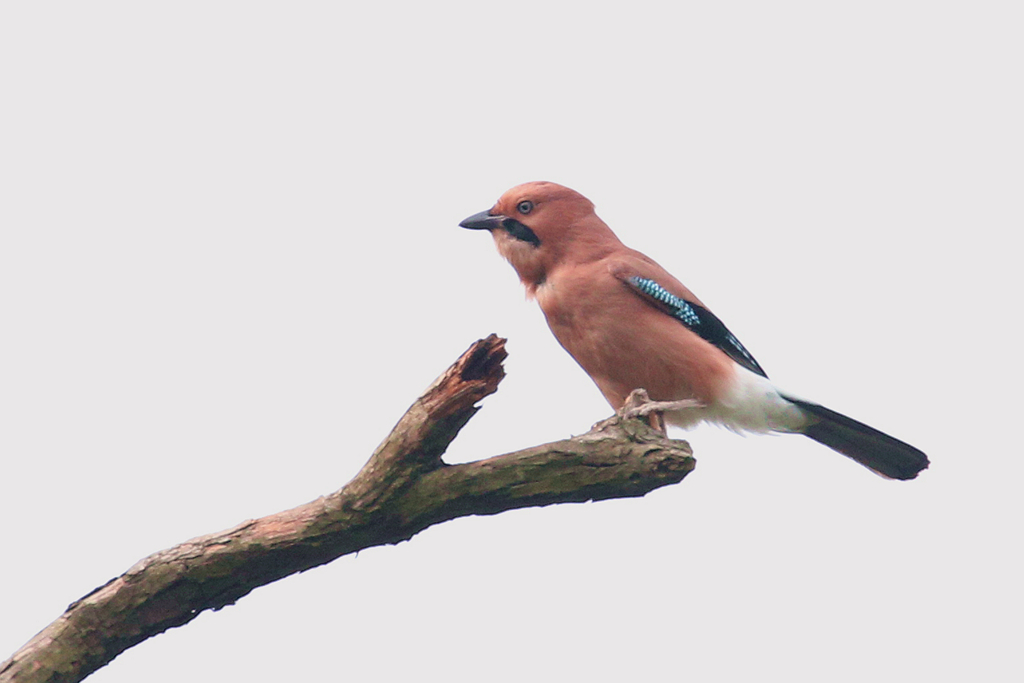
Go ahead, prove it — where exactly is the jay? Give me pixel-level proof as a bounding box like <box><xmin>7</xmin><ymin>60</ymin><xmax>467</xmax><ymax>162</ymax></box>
<box><xmin>460</xmin><ymin>181</ymin><xmax>928</xmax><ymax>480</ymax></box>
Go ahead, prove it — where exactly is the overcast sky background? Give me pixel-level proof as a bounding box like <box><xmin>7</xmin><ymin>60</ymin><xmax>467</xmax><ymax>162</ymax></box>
<box><xmin>2</xmin><ymin>3</ymin><xmax>1021</xmax><ymax>681</ymax></box>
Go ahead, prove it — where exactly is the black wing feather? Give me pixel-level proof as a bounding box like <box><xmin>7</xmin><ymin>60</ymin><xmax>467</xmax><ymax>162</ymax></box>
<box><xmin>625</xmin><ymin>276</ymin><xmax>768</xmax><ymax>378</ymax></box>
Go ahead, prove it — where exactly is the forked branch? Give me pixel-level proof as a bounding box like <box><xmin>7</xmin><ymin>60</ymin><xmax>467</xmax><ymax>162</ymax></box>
<box><xmin>1</xmin><ymin>334</ymin><xmax>694</xmax><ymax>683</ymax></box>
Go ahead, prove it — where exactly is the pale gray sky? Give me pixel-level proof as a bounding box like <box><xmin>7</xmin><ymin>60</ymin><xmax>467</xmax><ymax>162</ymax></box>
<box><xmin>2</xmin><ymin>3</ymin><xmax>1021</xmax><ymax>681</ymax></box>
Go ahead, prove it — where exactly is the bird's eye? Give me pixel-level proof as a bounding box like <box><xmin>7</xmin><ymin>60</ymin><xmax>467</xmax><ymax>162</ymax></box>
<box><xmin>517</xmin><ymin>200</ymin><xmax>534</xmax><ymax>215</ymax></box>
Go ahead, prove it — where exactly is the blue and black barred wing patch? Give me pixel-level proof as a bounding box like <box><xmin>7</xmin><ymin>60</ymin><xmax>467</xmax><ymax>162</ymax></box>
<box><xmin>625</xmin><ymin>276</ymin><xmax>768</xmax><ymax>378</ymax></box>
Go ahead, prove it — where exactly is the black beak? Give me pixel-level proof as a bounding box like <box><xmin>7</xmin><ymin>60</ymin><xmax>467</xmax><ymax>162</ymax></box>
<box><xmin>459</xmin><ymin>210</ymin><xmax>506</xmax><ymax>231</ymax></box>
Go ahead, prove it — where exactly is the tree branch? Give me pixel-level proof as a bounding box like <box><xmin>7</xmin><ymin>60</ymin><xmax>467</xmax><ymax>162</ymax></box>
<box><xmin>1</xmin><ymin>334</ymin><xmax>694</xmax><ymax>683</ymax></box>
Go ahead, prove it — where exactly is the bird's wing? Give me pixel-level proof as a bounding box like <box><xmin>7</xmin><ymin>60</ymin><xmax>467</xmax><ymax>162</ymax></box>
<box><xmin>609</xmin><ymin>257</ymin><xmax>769</xmax><ymax>378</ymax></box>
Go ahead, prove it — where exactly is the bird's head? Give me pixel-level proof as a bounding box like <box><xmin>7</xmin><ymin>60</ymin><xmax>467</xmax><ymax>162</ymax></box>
<box><xmin>459</xmin><ymin>181</ymin><xmax>619</xmax><ymax>292</ymax></box>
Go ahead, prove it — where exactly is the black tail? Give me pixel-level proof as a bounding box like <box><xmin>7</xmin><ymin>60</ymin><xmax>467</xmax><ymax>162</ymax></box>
<box><xmin>783</xmin><ymin>396</ymin><xmax>929</xmax><ymax>480</ymax></box>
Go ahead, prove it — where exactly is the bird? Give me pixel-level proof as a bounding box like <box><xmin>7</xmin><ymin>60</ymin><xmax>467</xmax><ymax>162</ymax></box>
<box><xmin>459</xmin><ymin>181</ymin><xmax>929</xmax><ymax>480</ymax></box>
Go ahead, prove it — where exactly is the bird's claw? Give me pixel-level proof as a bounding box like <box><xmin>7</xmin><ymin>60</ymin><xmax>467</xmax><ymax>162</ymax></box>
<box><xmin>615</xmin><ymin>389</ymin><xmax>705</xmax><ymax>434</ymax></box>
<box><xmin>618</xmin><ymin>389</ymin><xmax>704</xmax><ymax>420</ymax></box>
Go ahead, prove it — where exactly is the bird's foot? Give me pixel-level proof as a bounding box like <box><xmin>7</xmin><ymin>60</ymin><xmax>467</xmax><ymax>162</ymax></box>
<box><xmin>617</xmin><ymin>389</ymin><xmax>705</xmax><ymax>435</ymax></box>
<box><xmin>618</xmin><ymin>389</ymin><xmax>704</xmax><ymax>420</ymax></box>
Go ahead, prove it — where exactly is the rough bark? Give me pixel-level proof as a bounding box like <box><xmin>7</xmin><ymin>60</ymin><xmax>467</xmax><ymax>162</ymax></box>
<box><xmin>1</xmin><ymin>334</ymin><xmax>695</xmax><ymax>683</ymax></box>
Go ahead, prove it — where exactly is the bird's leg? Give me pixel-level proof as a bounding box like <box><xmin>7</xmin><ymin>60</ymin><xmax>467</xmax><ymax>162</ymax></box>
<box><xmin>618</xmin><ymin>389</ymin><xmax>705</xmax><ymax>435</ymax></box>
